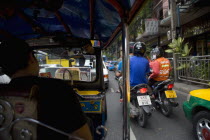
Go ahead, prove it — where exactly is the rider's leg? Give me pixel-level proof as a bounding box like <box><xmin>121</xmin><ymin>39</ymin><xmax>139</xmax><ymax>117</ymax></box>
<box><xmin>119</xmin><ymin>77</ymin><xmax>123</xmax><ymax>102</ymax></box>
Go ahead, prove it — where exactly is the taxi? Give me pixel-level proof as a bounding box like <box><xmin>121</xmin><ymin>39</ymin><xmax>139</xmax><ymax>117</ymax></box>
<box><xmin>183</xmin><ymin>89</ymin><xmax>210</xmax><ymax>140</ymax></box>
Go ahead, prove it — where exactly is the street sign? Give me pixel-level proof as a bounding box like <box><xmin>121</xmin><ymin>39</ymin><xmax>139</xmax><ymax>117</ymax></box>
<box><xmin>145</xmin><ymin>19</ymin><xmax>159</xmax><ymax>35</ymax></box>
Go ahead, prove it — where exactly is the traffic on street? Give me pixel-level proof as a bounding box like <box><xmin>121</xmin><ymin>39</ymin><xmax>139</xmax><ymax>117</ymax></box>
<box><xmin>105</xmin><ymin>71</ymin><xmax>195</xmax><ymax>140</ymax></box>
<box><xmin>0</xmin><ymin>0</ymin><xmax>209</xmax><ymax>140</ymax></box>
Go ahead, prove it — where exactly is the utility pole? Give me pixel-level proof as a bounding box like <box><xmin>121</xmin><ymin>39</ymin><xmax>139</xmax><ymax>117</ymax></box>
<box><xmin>170</xmin><ymin>0</ymin><xmax>179</xmax><ymax>82</ymax></box>
<box><xmin>170</xmin><ymin>0</ymin><xmax>177</xmax><ymax>40</ymax></box>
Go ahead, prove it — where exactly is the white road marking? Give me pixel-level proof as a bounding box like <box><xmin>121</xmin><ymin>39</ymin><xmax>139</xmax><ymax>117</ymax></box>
<box><xmin>130</xmin><ymin>127</ymin><xmax>136</xmax><ymax>140</ymax></box>
<box><xmin>110</xmin><ymin>88</ymin><xmax>114</xmax><ymax>93</ymax></box>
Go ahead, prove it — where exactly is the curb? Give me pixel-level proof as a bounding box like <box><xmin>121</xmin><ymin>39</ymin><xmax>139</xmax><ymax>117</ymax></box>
<box><xmin>173</xmin><ymin>82</ymin><xmax>206</xmax><ymax>94</ymax></box>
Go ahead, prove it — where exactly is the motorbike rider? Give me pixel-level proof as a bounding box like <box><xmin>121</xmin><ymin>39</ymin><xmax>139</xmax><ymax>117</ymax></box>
<box><xmin>148</xmin><ymin>46</ymin><xmax>172</xmax><ymax>90</ymax></box>
<box><xmin>115</xmin><ymin>42</ymin><xmax>134</xmax><ymax>102</ymax></box>
<box><xmin>130</xmin><ymin>42</ymin><xmax>150</xmax><ymax>88</ymax></box>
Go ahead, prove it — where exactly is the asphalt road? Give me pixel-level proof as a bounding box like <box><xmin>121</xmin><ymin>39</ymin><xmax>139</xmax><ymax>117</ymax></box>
<box><xmin>105</xmin><ymin>71</ymin><xmax>195</xmax><ymax>140</ymax></box>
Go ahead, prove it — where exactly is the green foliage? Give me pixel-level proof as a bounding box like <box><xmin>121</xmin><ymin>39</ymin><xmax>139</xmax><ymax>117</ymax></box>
<box><xmin>128</xmin><ymin>0</ymin><xmax>152</xmax><ymax>41</ymax></box>
<box><xmin>190</xmin><ymin>59</ymin><xmax>209</xmax><ymax>80</ymax></box>
<box><xmin>165</xmin><ymin>37</ymin><xmax>192</xmax><ymax>56</ymax></box>
<box><xmin>145</xmin><ymin>44</ymin><xmax>152</xmax><ymax>57</ymax></box>
<box><xmin>166</xmin><ymin>37</ymin><xmax>192</xmax><ymax>70</ymax></box>
<box><xmin>177</xmin><ymin>63</ymin><xmax>190</xmax><ymax>70</ymax></box>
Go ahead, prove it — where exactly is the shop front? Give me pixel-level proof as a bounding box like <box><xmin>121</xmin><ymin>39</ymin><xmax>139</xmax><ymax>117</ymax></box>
<box><xmin>182</xmin><ymin>12</ymin><xmax>210</xmax><ymax>56</ymax></box>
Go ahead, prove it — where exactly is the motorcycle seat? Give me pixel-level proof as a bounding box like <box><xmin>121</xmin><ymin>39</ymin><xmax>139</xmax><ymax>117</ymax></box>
<box><xmin>153</xmin><ymin>79</ymin><xmax>173</xmax><ymax>90</ymax></box>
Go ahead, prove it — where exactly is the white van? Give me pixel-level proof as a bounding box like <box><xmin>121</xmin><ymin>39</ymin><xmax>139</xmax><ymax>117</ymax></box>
<box><xmin>103</xmin><ymin>61</ymin><xmax>109</xmax><ymax>89</ymax></box>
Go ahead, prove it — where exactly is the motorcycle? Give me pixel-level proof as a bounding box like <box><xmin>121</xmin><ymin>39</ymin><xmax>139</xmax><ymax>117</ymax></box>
<box><xmin>152</xmin><ymin>79</ymin><xmax>179</xmax><ymax>117</ymax></box>
<box><xmin>130</xmin><ymin>84</ymin><xmax>154</xmax><ymax>127</ymax></box>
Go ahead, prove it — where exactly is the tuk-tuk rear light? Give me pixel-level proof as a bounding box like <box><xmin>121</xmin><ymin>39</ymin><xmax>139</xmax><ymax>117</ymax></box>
<box><xmin>139</xmin><ymin>88</ymin><xmax>148</xmax><ymax>94</ymax></box>
<box><xmin>104</xmin><ymin>75</ymin><xmax>108</xmax><ymax>78</ymax></box>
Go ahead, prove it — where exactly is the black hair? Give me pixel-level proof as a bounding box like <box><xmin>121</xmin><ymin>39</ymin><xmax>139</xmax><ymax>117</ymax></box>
<box><xmin>129</xmin><ymin>42</ymin><xmax>135</xmax><ymax>53</ymax></box>
<box><xmin>0</xmin><ymin>38</ymin><xmax>32</xmax><ymax>77</ymax></box>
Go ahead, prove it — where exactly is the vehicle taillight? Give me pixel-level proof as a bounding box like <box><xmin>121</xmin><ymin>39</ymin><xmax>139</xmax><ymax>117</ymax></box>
<box><xmin>167</xmin><ymin>84</ymin><xmax>174</xmax><ymax>89</ymax></box>
<box><xmin>104</xmin><ymin>75</ymin><xmax>108</xmax><ymax>78</ymax></box>
<box><xmin>139</xmin><ymin>88</ymin><xmax>148</xmax><ymax>94</ymax></box>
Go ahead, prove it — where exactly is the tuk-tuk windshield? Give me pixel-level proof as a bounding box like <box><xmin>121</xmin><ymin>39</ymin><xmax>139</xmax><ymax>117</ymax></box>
<box><xmin>36</xmin><ymin>47</ymin><xmax>97</xmax><ymax>82</ymax></box>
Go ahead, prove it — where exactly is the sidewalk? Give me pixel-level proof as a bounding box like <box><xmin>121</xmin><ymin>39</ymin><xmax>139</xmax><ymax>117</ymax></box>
<box><xmin>174</xmin><ymin>81</ymin><xmax>208</xmax><ymax>94</ymax></box>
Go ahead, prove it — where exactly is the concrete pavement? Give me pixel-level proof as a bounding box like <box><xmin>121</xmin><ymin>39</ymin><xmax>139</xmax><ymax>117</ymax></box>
<box><xmin>174</xmin><ymin>81</ymin><xmax>209</xmax><ymax>94</ymax></box>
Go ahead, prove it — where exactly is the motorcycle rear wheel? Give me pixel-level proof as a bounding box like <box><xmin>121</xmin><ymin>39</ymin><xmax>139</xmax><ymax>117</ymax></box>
<box><xmin>137</xmin><ymin>107</ymin><xmax>147</xmax><ymax>127</ymax></box>
<box><xmin>160</xmin><ymin>97</ymin><xmax>172</xmax><ymax>117</ymax></box>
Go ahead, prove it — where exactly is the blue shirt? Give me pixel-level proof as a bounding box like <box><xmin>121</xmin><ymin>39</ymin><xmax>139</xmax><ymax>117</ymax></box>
<box><xmin>130</xmin><ymin>56</ymin><xmax>150</xmax><ymax>87</ymax></box>
<box><xmin>118</xmin><ymin>61</ymin><xmax>122</xmax><ymax>71</ymax></box>
<box><xmin>118</xmin><ymin>55</ymin><xmax>133</xmax><ymax>72</ymax></box>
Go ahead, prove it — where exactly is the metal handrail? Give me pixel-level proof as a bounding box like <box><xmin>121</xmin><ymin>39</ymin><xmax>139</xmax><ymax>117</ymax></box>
<box><xmin>9</xmin><ymin>118</ymin><xmax>84</xmax><ymax>140</ymax></box>
<box><xmin>169</xmin><ymin>55</ymin><xmax>210</xmax><ymax>86</ymax></box>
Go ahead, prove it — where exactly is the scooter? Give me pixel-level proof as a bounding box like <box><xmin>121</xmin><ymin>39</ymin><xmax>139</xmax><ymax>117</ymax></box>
<box><xmin>152</xmin><ymin>79</ymin><xmax>179</xmax><ymax>117</ymax></box>
<box><xmin>130</xmin><ymin>84</ymin><xmax>154</xmax><ymax>127</ymax></box>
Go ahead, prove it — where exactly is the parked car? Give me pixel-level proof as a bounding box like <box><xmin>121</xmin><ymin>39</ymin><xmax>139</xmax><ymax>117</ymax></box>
<box><xmin>105</xmin><ymin>61</ymin><xmax>111</xmax><ymax>69</ymax></box>
<box><xmin>108</xmin><ymin>61</ymin><xmax>118</xmax><ymax>71</ymax></box>
<box><xmin>103</xmin><ymin>61</ymin><xmax>109</xmax><ymax>89</ymax></box>
<box><xmin>183</xmin><ymin>88</ymin><xmax>210</xmax><ymax>140</ymax></box>
<box><xmin>90</xmin><ymin>61</ymin><xmax>109</xmax><ymax>89</ymax></box>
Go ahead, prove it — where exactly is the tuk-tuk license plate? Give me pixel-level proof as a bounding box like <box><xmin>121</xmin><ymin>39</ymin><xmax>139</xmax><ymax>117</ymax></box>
<box><xmin>165</xmin><ymin>90</ymin><xmax>177</xmax><ymax>98</ymax></box>
<box><xmin>137</xmin><ymin>95</ymin><xmax>152</xmax><ymax>106</ymax></box>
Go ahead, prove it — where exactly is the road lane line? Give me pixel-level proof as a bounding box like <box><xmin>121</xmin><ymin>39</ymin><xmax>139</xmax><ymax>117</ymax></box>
<box><xmin>130</xmin><ymin>127</ymin><xmax>136</xmax><ymax>140</ymax></box>
<box><xmin>110</xmin><ymin>88</ymin><xmax>114</xmax><ymax>93</ymax></box>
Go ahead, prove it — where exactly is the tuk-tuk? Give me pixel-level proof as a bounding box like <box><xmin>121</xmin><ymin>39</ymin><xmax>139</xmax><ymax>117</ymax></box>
<box><xmin>0</xmin><ymin>0</ymin><xmax>145</xmax><ymax>140</ymax></box>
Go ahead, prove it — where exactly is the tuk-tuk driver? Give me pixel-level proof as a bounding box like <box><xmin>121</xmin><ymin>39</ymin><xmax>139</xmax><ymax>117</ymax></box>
<box><xmin>0</xmin><ymin>38</ymin><xmax>92</xmax><ymax>140</ymax></box>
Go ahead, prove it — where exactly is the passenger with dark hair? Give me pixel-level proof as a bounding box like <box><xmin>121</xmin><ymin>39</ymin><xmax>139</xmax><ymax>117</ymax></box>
<box><xmin>0</xmin><ymin>38</ymin><xmax>92</xmax><ymax>140</ymax></box>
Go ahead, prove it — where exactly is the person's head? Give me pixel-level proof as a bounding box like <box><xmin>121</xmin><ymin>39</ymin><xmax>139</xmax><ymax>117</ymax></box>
<box><xmin>0</xmin><ymin>38</ymin><xmax>39</xmax><ymax>78</ymax></box>
<box><xmin>133</xmin><ymin>42</ymin><xmax>146</xmax><ymax>57</ymax></box>
<box><xmin>83</xmin><ymin>40</ymin><xmax>95</xmax><ymax>54</ymax></box>
<box><xmin>129</xmin><ymin>42</ymin><xmax>135</xmax><ymax>55</ymax></box>
<box><xmin>150</xmin><ymin>46</ymin><xmax>164</xmax><ymax>60</ymax></box>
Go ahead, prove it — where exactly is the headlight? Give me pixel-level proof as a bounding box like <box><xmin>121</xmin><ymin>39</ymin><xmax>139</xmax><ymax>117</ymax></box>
<box><xmin>186</xmin><ymin>94</ymin><xmax>191</xmax><ymax>102</ymax></box>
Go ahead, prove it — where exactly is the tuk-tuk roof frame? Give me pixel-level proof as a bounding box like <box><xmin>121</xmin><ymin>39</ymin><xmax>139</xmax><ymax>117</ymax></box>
<box><xmin>0</xmin><ymin>0</ymin><xmax>145</xmax><ymax>49</ymax></box>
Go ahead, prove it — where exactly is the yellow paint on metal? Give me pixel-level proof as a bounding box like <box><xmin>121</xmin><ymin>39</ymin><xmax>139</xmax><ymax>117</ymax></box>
<box><xmin>190</xmin><ymin>89</ymin><xmax>210</xmax><ymax>101</ymax></box>
<box><xmin>75</xmin><ymin>89</ymin><xmax>100</xmax><ymax>95</ymax></box>
<box><xmin>46</xmin><ymin>56</ymin><xmax>75</xmax><ymax>67</ymax></box>
<box><xmin>91</xmin><ymin>40</ymin><xmax>94</xmax><ymax>46</ymax></box>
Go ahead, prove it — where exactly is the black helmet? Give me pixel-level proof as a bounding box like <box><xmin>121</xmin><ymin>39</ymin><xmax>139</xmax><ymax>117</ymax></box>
<box><xmin>129</xmin><ymin>42</ymin><xmax>135</xmax><ymax>53</ymax></box>
<box><xmin>150</xmin><ymin>46</ymin><xmax>164</xmax><ymax>60</ymax></box>
<box><xmin>133</xmin><ymin>42</ymin><xmax>146</xmax><ymax>56</ymax></box>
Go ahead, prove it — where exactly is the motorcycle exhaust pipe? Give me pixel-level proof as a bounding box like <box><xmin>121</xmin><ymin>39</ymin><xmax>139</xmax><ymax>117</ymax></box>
<box><xmin>169</xmin><ymin>100</ymin><xmax>179</xmax><ymax>107</ymax></box>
